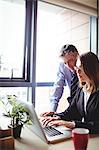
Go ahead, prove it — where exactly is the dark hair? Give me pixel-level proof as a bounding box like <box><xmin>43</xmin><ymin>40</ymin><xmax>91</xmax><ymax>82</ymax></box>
<box><xmin>80</xmin><ymin>52</ymin><xmax>99</xmax><ymax>91</ymax></box>
<box><xmin>60</xmin><ymin>44</ymin><xmax>78</xmax><ymax>57</ymax></box>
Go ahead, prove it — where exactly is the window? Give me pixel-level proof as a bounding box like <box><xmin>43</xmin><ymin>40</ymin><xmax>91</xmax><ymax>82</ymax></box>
<box><xmin>35</xmin><ymin>1</ymin><xmax>91</xmax><ymax>114</ymax></box>
<box><xmin>0</xmin><ymin>0</ymin><xmax>97</xmax><ymax>114</ymax></box>
<box><xmin>0</xmin><ymin>0</ymin><xmax>26</xmax><ymax>80</ymax></box>
<box><xmin>0</xmin><ymin>0</ymin><xmax>35</xmax><ymax>106</ymax></box>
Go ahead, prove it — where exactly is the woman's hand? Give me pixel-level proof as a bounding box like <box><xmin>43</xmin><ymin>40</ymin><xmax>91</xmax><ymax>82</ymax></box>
<box><xmin>48</xmin><ymin>120</ymin><xmax>75</xmax><ymax>129</ymax></box>
<box><xmin>40</xmin><ymin>115</ymin><xmax>60</xmax><ymax>127</ymax></box>
<box><xmin>40</xmin><ymin>111</ymin><xmax>55</xmax><ymax>117</ymax></box>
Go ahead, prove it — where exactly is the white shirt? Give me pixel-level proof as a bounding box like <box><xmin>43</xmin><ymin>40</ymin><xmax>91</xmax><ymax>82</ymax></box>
<box><xmin>82</xmin><ymin>91</ymin><xmax>91</xmax><ymax>122</ymax></box>
<box><xmin>83</xmin><ymin>91</ymin><xmax>91</xmax><ymax>113</ymax></box>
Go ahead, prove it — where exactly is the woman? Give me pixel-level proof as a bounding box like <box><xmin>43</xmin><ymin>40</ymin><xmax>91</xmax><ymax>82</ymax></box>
<box><xmin>41</xmin><ymin>52</ymin><xmax>99</xmax><ymax>134</ymax></box>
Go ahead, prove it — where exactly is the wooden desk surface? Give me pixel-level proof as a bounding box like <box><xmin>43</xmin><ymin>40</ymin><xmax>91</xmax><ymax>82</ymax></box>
<box><xmin>15</xmin><ymin>126</ymin><xmax>99</xmax><ymax>150</ymax></box>
<box><xmin>0</xmin><ymin>116</ymin><xmax>99</xmax><ymax>150</ymax></box>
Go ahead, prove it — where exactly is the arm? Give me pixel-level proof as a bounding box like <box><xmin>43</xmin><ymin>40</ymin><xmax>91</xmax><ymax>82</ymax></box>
<box><xmin>56</xmin><ymin>88</ymin><xmax>82</xmax><ymax>121</ymax></box>
<box><xmin>75</xmin><ymin>120</ymin><xmax>99</xmax><ymax>134</ymax></box>
<box><xmin>75</xmin><ymin>91</ymin><xmax>99</xmax><ymax>134</ymax></box>
<box><xmin>50</xmin><ymin>83</ymin><xmax>64</xmax><ymax>112</ymax></box>
<box><xmin>50</xmin><ymin>64</ymin><xmax>71</xmax><ymax>111</ymax></box>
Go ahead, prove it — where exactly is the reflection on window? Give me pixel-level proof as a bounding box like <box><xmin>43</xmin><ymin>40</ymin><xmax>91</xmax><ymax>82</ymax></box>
<box><xmin>0</xmin><ymin>0</ymin><xmax>25</xmax><ymax>78</ymax></box>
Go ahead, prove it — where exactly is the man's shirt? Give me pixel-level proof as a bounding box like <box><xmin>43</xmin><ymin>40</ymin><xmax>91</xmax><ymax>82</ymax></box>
<box><xmin>50</xmin><ymin>62</ymin><xmax>73</xmax><ymax>111</ymax></box>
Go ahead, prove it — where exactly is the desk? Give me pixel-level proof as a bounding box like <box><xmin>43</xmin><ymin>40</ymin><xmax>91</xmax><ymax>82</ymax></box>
<box><xmin>15</xmin><ymin>126</ymin><xmax>99</xmax><ymax>150</ymax></box>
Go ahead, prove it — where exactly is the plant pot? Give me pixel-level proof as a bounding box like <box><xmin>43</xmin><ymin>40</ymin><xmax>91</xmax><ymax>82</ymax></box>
<box><xmin>8</xmin><ymin>124</ymin><xmax>23</xmax><ymax>139</ymax></box>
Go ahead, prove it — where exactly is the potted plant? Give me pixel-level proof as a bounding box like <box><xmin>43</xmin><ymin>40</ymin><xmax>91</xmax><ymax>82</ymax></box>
<box><xmin>0</xmin><ymin>95</ymin><xmax>32</xmax><ymax>138</ymax></box>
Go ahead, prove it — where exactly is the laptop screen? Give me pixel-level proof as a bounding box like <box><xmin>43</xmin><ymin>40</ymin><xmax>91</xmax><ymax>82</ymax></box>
<box><xmin>18</xmin><ymin>100</ymin><xmax>48</xmax><ymax>143</ymax></box>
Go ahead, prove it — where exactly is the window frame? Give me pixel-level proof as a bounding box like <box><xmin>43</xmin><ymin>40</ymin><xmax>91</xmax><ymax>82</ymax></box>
<box><xmin>0</xmin><ymin>0</ymin><xmax>33</xmax><ymax>83</ymax></box>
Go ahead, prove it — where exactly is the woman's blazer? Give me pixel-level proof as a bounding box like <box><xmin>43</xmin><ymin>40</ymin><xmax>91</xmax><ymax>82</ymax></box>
<box><xmin>57</xmin><ymin>88</ymin><xmax>99</xmax><ymax>133</ymax></box>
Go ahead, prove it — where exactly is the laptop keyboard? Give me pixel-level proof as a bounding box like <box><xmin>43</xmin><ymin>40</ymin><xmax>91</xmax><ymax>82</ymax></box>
<box><xmin>43</xmin><ymin>126</ymin><xmax>63</xmax><ymax>137</ymax></box>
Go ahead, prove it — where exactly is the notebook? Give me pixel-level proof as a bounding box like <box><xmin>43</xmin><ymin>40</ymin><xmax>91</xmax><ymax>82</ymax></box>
<box><xmin>19</xmin><ymin>100</ymin><xmax>72</xmax><ymax>144</ymax></box>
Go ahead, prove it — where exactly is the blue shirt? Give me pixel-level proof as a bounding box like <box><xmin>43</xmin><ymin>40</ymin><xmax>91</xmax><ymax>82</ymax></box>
<box><xmin>50</xmin><ymin>62</ymin><xmax>73</xmax><ymax>112</ymax></box>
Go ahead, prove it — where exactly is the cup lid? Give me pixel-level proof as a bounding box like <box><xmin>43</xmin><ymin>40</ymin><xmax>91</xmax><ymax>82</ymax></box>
<box><xmin>72</xmin><ymin>128</ymin><xmax>89</xmax><ymax>134</ymax></box>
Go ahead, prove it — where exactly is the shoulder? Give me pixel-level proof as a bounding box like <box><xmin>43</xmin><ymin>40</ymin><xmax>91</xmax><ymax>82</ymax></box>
<box><xmin>75</xmin><ymin>87</ymin><xmax>84</xmax><ymax>99</ymax></box>
<box><xmin>59</xmin><ymin>62</ymin><xmax>65</xmax><ymax>68</ymax></box>
<box><xmin>59</xmin><ymin>62</ymin><xmax>71</xmax><ymax>72</ymax></box>
<box><xmin>57</xmin><ymin>62</ymin><xmax>72</xmax><ymax>80</ymax></box>
<box><xmin>92</xmin><ymin>90</ymin><xmax>99</xmax><ymax>97</ymax></box>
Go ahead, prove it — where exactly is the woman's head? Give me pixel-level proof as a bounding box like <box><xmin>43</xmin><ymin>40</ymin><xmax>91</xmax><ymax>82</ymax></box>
<box><xmin>76</xmin><ymin>52</ymin><xmax>99</xmax><ymax>92</ymax></box>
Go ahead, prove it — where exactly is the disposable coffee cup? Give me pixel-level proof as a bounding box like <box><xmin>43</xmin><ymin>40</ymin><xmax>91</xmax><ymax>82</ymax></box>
<box><xmin>72</xmin><ymin>128</ymin><xmax>89</xmax><ymax>150</ymax></box>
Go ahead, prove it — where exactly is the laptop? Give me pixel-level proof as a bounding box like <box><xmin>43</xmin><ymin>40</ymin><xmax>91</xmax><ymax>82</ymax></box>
<box><xmin>19</xmin><ymin>100</ymin><xmax>72</xmax><ymax>144</ymax></box>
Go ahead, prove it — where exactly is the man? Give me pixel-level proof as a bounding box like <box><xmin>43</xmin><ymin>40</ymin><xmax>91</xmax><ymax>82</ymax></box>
<box><xmin>50</xmin><ymin>44</ymin><xmax>79</xmax><ymax>112</ymax></box>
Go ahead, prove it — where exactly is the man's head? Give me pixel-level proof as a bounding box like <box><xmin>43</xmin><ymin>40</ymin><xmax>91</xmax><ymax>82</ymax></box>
<box><xmin>60</xmin><ymin>44</ymin><xmax>79</xmax><ymax>70</ymax></box>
